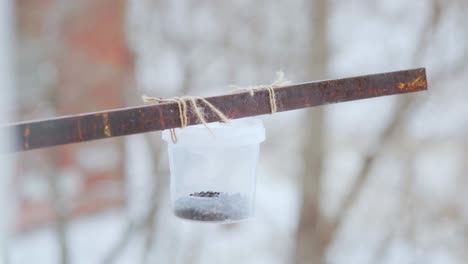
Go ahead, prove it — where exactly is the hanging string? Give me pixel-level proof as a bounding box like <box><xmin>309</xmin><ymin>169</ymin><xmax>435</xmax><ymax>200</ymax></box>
<box><xmin>267</xmin><ymin>86</ymin><xmax>277</xmax><ymax>113</ymax></box>
<box><xmin>142</xmin><ymin>71</ymin><xmax>291</xmax><ymax>143</ymax></box>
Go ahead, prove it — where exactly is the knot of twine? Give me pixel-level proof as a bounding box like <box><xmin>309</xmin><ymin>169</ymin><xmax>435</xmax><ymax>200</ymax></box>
<box><xmin>141</xmin><ymin>96</ymin><xmax>229</xmax><ymax>143</ymax></box>
<box><xmin>142</xmin><ymin>71</ymin><xmax>291</xmax><ymax>143</ymax></box>
<box><xmin>229</xmin><ymin>71</ymin><xmax>291</xmax><ymax>114</ymax></box>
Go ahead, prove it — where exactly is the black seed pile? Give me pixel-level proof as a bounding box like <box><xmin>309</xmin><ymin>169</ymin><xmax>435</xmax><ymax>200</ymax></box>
<box><xmin>189</xmin><ymin>191</ymin><xmax>220</xmax><ymax>198</ymax></box>
<box><xmin>174</xmin><ymin>192</ymin><xmax>250</xmax><ymax>222</ymax></box>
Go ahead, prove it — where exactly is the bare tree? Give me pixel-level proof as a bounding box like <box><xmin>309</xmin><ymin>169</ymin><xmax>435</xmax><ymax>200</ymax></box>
<box><xmin>41</xmin><ymin>2</ymin><xmax>74</xmax><ymax>263</ymax></box>
<box><xmin>296</xmin><ymin>0</ymin><xmax>466</xmax><ymax>263</ymax></box>
<box><xmin>295</xmin><ymin>0</ymin><xmax>443</xmax><ymax>263</ymax></box>
<box><xmin>44</xmin><ymin>151</ymin><xmax>69</xmax><ymax>264</ymax></box>
<box><xmin>294</xmin><ymin>0</ymin><xmax>328</xmax><ymax>263</ymax></box>
<box><xmin>371</xmin><ymin>154</ymin><xmax>416</xmax><ymax>263</ymax></box>
<box><xmin>103</xmin><ymin>2</ymin><xmax>206</xmax><ymax>262</ymax></box>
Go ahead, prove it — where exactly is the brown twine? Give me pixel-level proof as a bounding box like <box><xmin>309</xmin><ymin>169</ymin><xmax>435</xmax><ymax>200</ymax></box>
<box><xmin>142</xmin><ymin>95</ymin><xmax>229</xmax><ymax>143</ymax></box>
<box><xmin>142</xmin><ymin>71</ymin><xmax>290</xmax><ymax>143</ymax></box>
<box><xmin>229</xmin><ymin>71</ymin><xmax>291</xmax><ymax>114</ymax></box>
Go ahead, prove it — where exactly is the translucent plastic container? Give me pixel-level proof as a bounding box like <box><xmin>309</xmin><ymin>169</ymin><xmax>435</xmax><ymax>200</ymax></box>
<box><xmin>162</xmin><ymin>118</ymin><xmax>265</xmax><ymax>223</ymax></box>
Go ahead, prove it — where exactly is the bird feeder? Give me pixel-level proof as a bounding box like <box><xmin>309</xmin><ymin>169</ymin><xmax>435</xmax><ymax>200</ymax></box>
<box><xmin>162</xmin><ymin>118</ymin><xmax>265</xmax><ymax>223</ymax></box>
<box><xmin>6</xmin><ymin>68</ymin><xmax>427</xmax><ymax>224</ymax></box>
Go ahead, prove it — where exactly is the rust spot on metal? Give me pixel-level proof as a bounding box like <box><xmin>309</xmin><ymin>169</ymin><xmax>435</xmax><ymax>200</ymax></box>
<box><xmin>102</xmin><ymin>113</ymin><xmax>112</xmax><ymax>137</ymax></box>
<box><xmin>77</xmin><ymin>119</ymin><xmax>84</xmax><ymax>141</ymax></box>
<box><xmin>24</xmin><ymin>126</ymin><xmax>30</xmax><ymax>149</ymax></box>
<box><xmin>398</xmin><ymin>76</ymin><xmax>427</xmax><ymax>92</ymax></box>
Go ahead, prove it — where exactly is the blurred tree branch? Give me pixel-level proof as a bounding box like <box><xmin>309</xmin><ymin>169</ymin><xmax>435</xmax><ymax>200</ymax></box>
<box><xmin>102</xmin><ymin>54</ymin><xmax>195</xmax><ymax>264</ymax></box>
<box><xmin>326</xmin><ymin>0</ymin><xmax>442</xmax><ymax>254</ymax></box>
<box><xmin>329</xmin><ymin>95</ymin><xmax>413</xmax><ymax>241</ymax></box>
<box><xmin>294</xmin><ymin>0</ymin><xmax>328</xmax><ymax>263</ymax></box>
<box><xmin>45</xmin><ymin>152</ymin><xmax>69</xmax><ymax>264</ymax></box>
<box><xmin>294</xmin><ymin>0</ymin><xmax>455</xmax><ymax>263</ymax></box>
<box><xmin>140</xmin><ymin>45</ymin><xmax>196</xmax><ymax>264</ymax></box>
<box><xmin>101</xmin><ymin>133</ymin><xmax>163</xmax><ymax>264</ymax></box>
<box><xmin>140</xmin><ymin>133</ymin><xmax>169</xmax><ymax>264</ymax></box>
<box><xmin>372</xmin><ymin>155</ymin><xmax>416</xmax><ymax>263</ymax></box>
<box><xmin>329</xmin><ymin>0</ymin><xmax>443</xmax><ymax>242</ymax></box>
<box><xmin>42</xmin><ymin>1</ymin><xmax>72</xmax><ymax>263</ymax></box>
<box><xmin>365</xmin><ymin>1</ymin><xmax>468</xmax><ymax>262</ymax></box>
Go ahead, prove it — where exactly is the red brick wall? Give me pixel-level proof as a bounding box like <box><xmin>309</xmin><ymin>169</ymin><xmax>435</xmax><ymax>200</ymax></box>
<box><xmin>15</xmin><ymin>0</ymin><xmax>132</xmax><ymax>232</ymax></box>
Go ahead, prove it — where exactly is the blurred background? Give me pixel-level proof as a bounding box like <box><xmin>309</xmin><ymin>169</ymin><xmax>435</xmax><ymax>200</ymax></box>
<box><xmin>1</xmin><ymin>0</ymin><xmax>467</xmax><ymax>263</ymax></box>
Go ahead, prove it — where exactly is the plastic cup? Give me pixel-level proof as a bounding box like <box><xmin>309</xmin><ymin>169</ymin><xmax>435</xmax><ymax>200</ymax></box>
<box><xmin>162</xmin><ymin>118</ymin><xmax>265</xmax><ymax>223</ymax></box>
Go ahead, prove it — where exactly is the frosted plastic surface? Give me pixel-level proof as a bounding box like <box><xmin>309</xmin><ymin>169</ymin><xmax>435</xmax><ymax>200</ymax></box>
<box><xmin>162</xmin><ymin>118</ymin><xmax>265</xmax><ymax>223</ymax></box>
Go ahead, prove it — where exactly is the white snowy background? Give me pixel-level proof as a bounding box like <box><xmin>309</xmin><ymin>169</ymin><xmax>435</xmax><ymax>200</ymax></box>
<box><xmin>3</xmin><ymin>0</ymin><xmax>468</xmax><ymax>263</ymax></box>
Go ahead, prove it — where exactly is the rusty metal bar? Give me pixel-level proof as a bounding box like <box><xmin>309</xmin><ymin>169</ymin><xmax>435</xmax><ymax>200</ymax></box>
<box><xmin>5</xmin><ymin>68</ymin><xmax>427</xmax><ymax>152</ymax></box>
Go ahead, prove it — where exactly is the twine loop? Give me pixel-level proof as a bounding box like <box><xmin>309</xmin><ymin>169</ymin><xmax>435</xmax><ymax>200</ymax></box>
<box><xmin>142</xmin><ymin>71</ymin><xmax>291</xmax><ymax>143</ymax></box>
<box><xmin>229</xmin><ymin>71</ymin><xmax>291</xmax><ymax>114</ymax></box>
<box><xmin>142</xmin><ymin>95</ymin><xmax>229</xmax><ymax>143</ymax></box>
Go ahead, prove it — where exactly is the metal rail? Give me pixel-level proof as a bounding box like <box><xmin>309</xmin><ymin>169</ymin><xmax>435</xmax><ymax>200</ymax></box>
<box><xmin>5</xmin><ymin>68</ymin><xmax>427</xmax><ymax>151</ymax></box>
